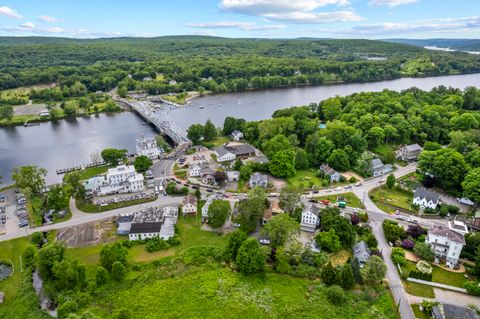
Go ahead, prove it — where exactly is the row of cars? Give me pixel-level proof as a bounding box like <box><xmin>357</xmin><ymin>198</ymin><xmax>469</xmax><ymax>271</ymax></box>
<box><xmin>0</xmin><ymin>195</ymin><xmax>6</xmax><ymax>225</ymax></box>
<box><xmin>94</xmin><ymin>192</ymin><xmax>155</xmax><ymax>206</ymax></box>
<box><xmin>15</xmin><ymin>193</ymin><xmax>29</xmax><ymax>227</ymax></box>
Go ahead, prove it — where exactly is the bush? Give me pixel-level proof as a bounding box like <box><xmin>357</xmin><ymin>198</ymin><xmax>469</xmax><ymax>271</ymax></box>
<box><xmin>409</xmin><ymin>269</ymin><xmax>432</xmax><ymax>281</ymax></box>
<box><xmin>416</xmin><ymin>260</ymin><xmax>433</xmax><ymax>274</ymax></box>
<box><xmin>57</xmin><ymin>300</ymin><xmax>78</xmax><ymax>319</ymax></box>
<box><xmin>391</xmin><ymin>247</ymin><xmax>406</xmax><ymax>266</ymax></box>
<box><xmin>349</xmin><ymin>176</ymin><xmax>357</xmax><ymax>183</ymax></box>
<box><xmin>401</xmin><ymin>239</ymin><xmax>414</xmax><ymax>249</ymax></box>
<box><xmin>325</xmin><ymin>285</ymin><xmax>346</xmax><ymax>305</ymax></box>
<box><xmin>95</xmin><ymin>266</ymin><xmax>109</xmax><ymax>286</ymax></box>
<box><xmin>465</xmin><ymin>281</ymin><xmax>480</xmax><ymax>296</ymax></box>
<box><xmin>146</xmin><ymin>237</ymin><xmax>170</xmax><ymax>252</ymax></box>
<box><xmin>111</xmin><ymin>261</ymin><xmax>126</xmax><ymax>282</ymax></box>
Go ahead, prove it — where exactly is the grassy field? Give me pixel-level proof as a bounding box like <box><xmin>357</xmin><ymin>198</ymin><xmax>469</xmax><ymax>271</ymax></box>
<box><xmin>432</xmin><ymin>264</ymin><xmax>468</xmax><ymax>288</ymax></box>
<box><xmin>75</xmin><ymin>165</ymin><xmax>109</xmax><ymax>180</ymax></box>
<box><xmin>0</xmin><ymin>237</ymin><xmax>50</xmax><ymax>319</ymax></box>
<box><xmin>404</xmin><ymin>281</ymin><xmax>435</xmax><ymax>298</ymax></box>
<box><xmin>287</xmin><ymin>169</ymin><xmax>325</xmax><ymax>189</ymax></box>
<box><xmin>370</xmin><ymin>186</ymin><xmax>415</xmax><ymax>214</ymax></box>
<box><xmin>330</xmin><ymin>249</ymin><xmax>352</xmax><ymax>266</ymax></box>
<box><xmin>371</xmin><ymin>144</ymin><xmax>397</xmax><ymax>164</ymax></box>
<box><xmin>315</xmin><ymin>192</ymin><xmax>366</xmax><ymax>209</ymax></box>
<box><xmin>411</xmin><ymin>304</ymin><xmax>429</xmax><ymax>319</ymax></box>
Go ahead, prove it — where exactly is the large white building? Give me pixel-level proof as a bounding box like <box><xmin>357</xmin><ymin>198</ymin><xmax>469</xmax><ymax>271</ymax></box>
<box><xmin>301</xmin><ymin>205</ymin><xmax>320</xmax><ymax>233</ymax></box>
<box><xmin>85</xmin><ymin>165</ymin><xmax>145</xmax><ymax>196</ymax></box>
<box><xmin>413</xmin><ymin>187</ymin><xmax>441</xmax><ymax>210</ymax></box>
<box><xmin>426</xmin><ymin>224</ymin><xmax>465</xmax><ymax>269</ymax></box>
<box><xmin>136</xmin><ymin>135</ymin><xmax>162</xmax><ymax>159</ymax></box>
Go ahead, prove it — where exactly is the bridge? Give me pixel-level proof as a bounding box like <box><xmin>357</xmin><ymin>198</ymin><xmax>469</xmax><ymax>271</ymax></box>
<box><xmin>116</xmin><ymin>98</ymin><xmax>190</xmax><ymax>146</ymax></box>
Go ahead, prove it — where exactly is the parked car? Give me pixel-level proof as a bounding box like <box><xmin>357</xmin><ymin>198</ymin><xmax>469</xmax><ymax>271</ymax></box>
<box><xmin>259</xmin><ymin>238</ymin><xmax>271</xmax><ymax>245</ymax></box>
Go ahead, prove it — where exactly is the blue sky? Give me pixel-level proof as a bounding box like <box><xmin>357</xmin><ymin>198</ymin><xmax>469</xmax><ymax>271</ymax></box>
<box><xmin>0</xmin><ymin>0</ymin><xmax>479</xmax><ymax>39</ymax></box>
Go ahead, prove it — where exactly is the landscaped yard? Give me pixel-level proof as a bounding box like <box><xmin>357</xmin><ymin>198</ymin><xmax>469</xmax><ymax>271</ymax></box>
<box><xmin>404</xmin><ymin>281</ymin><xmax>435</xmax><ymax>298</ymax></box>
<box><xmin>65</xmin><ymin>165</ymin><xmax>109</xmax><ymax>181</ymax></box>
<box><xmin>370</xmin><ymin>186</ymin><xmax>415</xmax><ymax>214</ymax></box>
<box><xmin>75</xmin><ymin>195</ymin><xmax>158</xmax><ymax>213</ymax></box>
<box><xmin>411</xmin><ymin>304</ymin><xmax>430</xmax><ymax>319</ymax></box>
<box><xmin>287</xmin><ymin>169</ymin><xmax>324</xmax><ymax>189</ymax></box>
<box><xmin>372</xmin><ymin>144</ymin><xmax>397</xmax><ymax>164</ymax></box>
<box><xmin>315</xmin><ymin>192</ymin><xmax>366</xmax><ymax>209</ymax></box>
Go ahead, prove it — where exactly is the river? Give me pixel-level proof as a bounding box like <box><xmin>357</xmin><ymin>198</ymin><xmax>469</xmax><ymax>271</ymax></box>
<box><xmin>1</xmin><ymin>73</ymin><xmax>480</xmax><ymax>186</ymax></box>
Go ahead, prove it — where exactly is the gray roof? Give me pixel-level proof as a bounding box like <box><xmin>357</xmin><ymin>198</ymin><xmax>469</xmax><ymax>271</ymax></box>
<box><xmin>250</xmin><ymin>172</ymin><xmax>267</xmax><ymax>183</ymax></box>
<box><xmin>215</xmin><ymin>146</ymin><xmax>233</xmax><ymax>158</ymax></box>
<box><xmin>414</xmin><ymin>187</ymin><xmax>441</xmax><ymax>203</ymax></box>
<box><xmin>429</xmin><ymin>224</ymin><xmax>465</xmax><ymax>245</ymax></box>
<box><xmin>129</xmin><ymin>222</ymin><xmax>162</xmax><ymax>234</ymax></box>
<box><xmin>304</xmin><ymin>205</ymin><xmax>320</xmax><ymax>216</ymax></box>
<box><xmin>183</xmin><ymin>194</ymin><xmax>197</xmax><ymax>206</ymax></box>
<box><xmin>433</xmin><ymin>303</ymin><xmax>480</xmax><ymax>319</ymax></box>
<box><xmin>225</xmin><ymin>144</ymin><xmax>255</xmax><ymax>156</ymax></box>
<box><xmin>353</xmin><ymin>241</ymin><xmax>371</xmax><ymax>259</ymax></box>
<box><xmin>404</xmin><ymin>144</ymin><xmax>422</xmax><ymax>152</ymax></box>
<box><xmin>320</xmin><ymin>164</ymin><xmax>338</xmax><ymax>176</ymax></box>
<box><xmin>371</xmin><ymin>158</ymin><xmax>384</xmax><ymax>169</ymax></box>
<box><xmin>231</xmin><ymin>130</ymin><xmax>243</xmax><ymax>136</ymax></box>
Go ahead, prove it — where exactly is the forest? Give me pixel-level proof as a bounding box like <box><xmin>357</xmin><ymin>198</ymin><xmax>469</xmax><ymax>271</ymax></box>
<box><xmin>189</xmin><ymin>85</ymin><xmax>480</xmax><ymax>200</ymax></box>
<box><xmin>1</xmin><ymin>36</ymin><xmax>480</xmax><ymax>95</ymax></box>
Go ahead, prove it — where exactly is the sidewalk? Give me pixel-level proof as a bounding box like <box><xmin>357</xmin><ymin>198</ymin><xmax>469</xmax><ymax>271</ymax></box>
<box><xmin>407</xmin><ymin>278</ymin><xmax>467</xmax><ymax>293</ymax></box>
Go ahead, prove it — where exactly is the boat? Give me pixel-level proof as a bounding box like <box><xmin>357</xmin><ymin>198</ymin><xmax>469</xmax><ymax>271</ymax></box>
<box><xmin>218</xmin><ymin>105</ymin><xmax>223</xmax><ymax>108</ymax></box>
<box><xmin>199</xmin><ymin>105</ymin><xmax>205</xmax><ymax>109</ymax></box>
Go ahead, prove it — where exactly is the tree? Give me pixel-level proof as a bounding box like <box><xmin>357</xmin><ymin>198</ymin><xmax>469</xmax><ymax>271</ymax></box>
<box><xmin>361</xmin><ymin>256</ymin><xmax>386</xmax><ymax>285</ymax></box>
<box><xmin>462</xmin><ymin>168</ymin><xmax>480</xmax><ymax>205</ymax></box>
<box><xmin>12</xmin><ymin>165</ymin><xmax>47</xmax><ymax>194</ymax></box>
<box><xmin>203</xmin><ymin>119</ymin><xmax>217</xmax><ymax>142</ymax></box>
<box><xmin>386</xmin><ymin>173</ymin><xmax>395</xmax><ymax>189</ymax></box>
<box><xmin>239</xmin><ymin>165</ymin><xmax>252</xmax><ymax>181</ymax></box>
<box><xmin>406</xmin><ymin>224</ymin><xmax>426</xmax><ymax>239</ymax></box>
<box><xmin>117</xmin><ymin>86</ymin><xmax>128</xmax><ymax>98</ymax></box>
<box><xmin>279</xmin><ymin>187</ymin><xmax>300</xmax><ymax>213</ymax></box>
<box><xmin>225</xmin><ymin>230</ymin><xmax>248</xmax><ymax>261</ymax></box>
<box><xmin>100</xmin><ymin>242</ymin><xmax>128</xmax><ymax>271</ymax></box>
<box><xmin>237</xmin><ymin>193</ymin><xmax>266</xmax><ymax>234</ymax></box>
<box><xmin>101</xmin><ymin>148</ymin><xmax>127</xmax><ymax>165</ymax></box>
<box><xmin>64</xmin><ymin>171</ymin><xmax>86</xmax><ymax>199</ymax></box>
<box><xmin>414</xmin><ymin>242</ymin><xmax>435</xmax><ymax>261</ymax></box>
<box><xmin>336</xmin><ymin>265</ymin><xmax>355</xmax><ymax>289</ymax></box>
<box><xmin>47</xmin><ymin>185</ymin><xmax>69</xmax><ymax>211</ymax></box>
<box><xmin>321</xmin><ymin>208</ymin><xmax>355</xmax><ymax>247</ymax></box>
<box><xmin>57</xmin><ymin>300</ymin><xmax>78</xmax><ymax>319</ymax></box>
<box><xmin>294</xmin><ymin>148</ymin><xmax>310</xmax><ymax>170</ymax></box>
<box><xmin>133</xmin><ymin>155</ymin><xmax>153</xmax><ymax>173</ymax></box>
<box><xmin>325</xmin><ymin>285</ymin><xmax>346</xmax><ymax>304</ymax></box>
<box><xmin>321</xmin><ymin>262</ymin><xmax>337</xmax><ymax>286</ymax></box>
<box><xmin>366</xmin><ymin>127</ymin><xmax>385</xmax><ymax>148</ymax></box>
<box><xmin>327</xmin><ymin>149</ymin><xmax>350</xmax><ymax>172</ymax></box>
<box><xmin>262</xmin><ymin>135</ymin><xmax>293</xmax><ymax>158</ymax></box>
<box><xmin>36</xmin><ymin>242</ymin><xmax>66</xmax><ymax>281</ymax></box>
<box><xmin>49</xmin><ymin>107</ymin><xmax>63</xmax><ymax>120</ymax></box>
<box><xmin>269</xmin><ymin>149</ymin><xmax>296</xmax><ymax>178</ymax></box>
<box><xmin>96</xmin><ymin>266</ymin><xmax>109</xmax><ymax>286</ymax></box>
<box><xmin>111</xmin><ymin>260</ymin><xmax>126</xmax><ymax>282</ymax></box>
<box><xmin>315</xmin><ymin>229</ymin><xmax>341</xmax><ymax>253</ymax></box>
<box><xmin>187</xmin><ymin>124</ymin><xmax>204</xmax><ymax>145</ymax></box>
<box><xmin>262</xmin><ymin>214</ymin><xmax>299</xmax><ymax>248</ymax></box>
<box><xmin>236</xmin><ymin>238</ymin><xmax>266</xmax><ymax>274</ymax></box>
<box><xmin>214</xmin><ymin>170</ymin><xmax>227</xmax><ymax>184</ymax></box>
<box><xmin>207</xmin><ymin>200</ymin><xmax>231</xmax><ymax>228</ymax></box>
<box><xmin>0</xmin><ymin>105</ymin><xmax>13</xmax><ymax>121</ymax></box>
<box><xmin>321</xmin><ymin>97</ymin><xmax>342</xmax><ymax>121</ymax></box>
<box><xmin>23</xmin><ymin>244</ymin><xmax>37</xmax><ymax>268</ymax></box>
<box><xmin>64</xmin><ymin>104</ymin><xmax>77</xmax><ymax>119</ymax></box>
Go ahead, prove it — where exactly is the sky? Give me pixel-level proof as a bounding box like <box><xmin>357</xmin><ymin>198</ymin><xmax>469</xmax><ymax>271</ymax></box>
<box><xmin>0</xmin><ymin>0</ymin><xmax>479</xmax><ymax>39</ymax></box>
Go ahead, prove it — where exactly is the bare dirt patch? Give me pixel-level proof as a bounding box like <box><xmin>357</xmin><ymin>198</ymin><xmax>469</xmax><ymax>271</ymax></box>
<box><xmin>56</xmin><ymin>218</ymin><xmax>117</xmax><ymax>247</ymax></box>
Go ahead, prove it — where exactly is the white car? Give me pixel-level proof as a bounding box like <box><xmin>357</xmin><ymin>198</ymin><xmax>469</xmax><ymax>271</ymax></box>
<box><xmin>259</xmin><ymin>239</ymin><xmax>271</xmax><ymax>245</ymax></box>
<box><xmin>233</xmin><ymin>223</ymin><xmax>241</xmax><ymax>228</ymax></box>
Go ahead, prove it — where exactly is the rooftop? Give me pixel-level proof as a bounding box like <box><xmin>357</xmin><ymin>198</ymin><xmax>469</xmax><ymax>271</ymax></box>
<box><xmin>183</xmin><ymin>194</ymin><xmax>197</xmax><ymax>206</ymax></box>
<box><xmin>250</xmin><ymin>172</ymin><xmax>267</xmax><ymax>183</ymax></box>
<box><xmin>414</xmin><ymin>187</ymin><xmax>441</xmax><ymax>203</ymax></box>
<box><xmin>371</xmin><ymin>158</ymin><xmax>384</xmax><ymax>169</ymax></box>
<box><xmin>130</xmin><ymin>222</ymin><xmax>162</xmax><ymax>234</ymax></box>
<box><xmin>320</xmin><ymin>164</ymin><xmax>338</xmax><ymax>175</ymax></box>
<box><xmin>225</xmin><ymin>143</ymin><xmax>255</xmax><ymax>156</ymax></box>
<box><xmin>429</xmin><ymin>224</ymin><xmax>465</xmax><ymax>244</ymax></box>
<box><xmin>404</xmin><ymin>144</ymin><xmax>422</xmax><ymax>152</ymax></box>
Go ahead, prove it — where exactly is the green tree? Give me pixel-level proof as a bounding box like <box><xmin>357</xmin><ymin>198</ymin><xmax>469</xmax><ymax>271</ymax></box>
<box><xmin>64</xmin><ymin>171</ymin><xmax>86</xmax><ymax>199</ymax></box>
<box><xmin>47</xmin><ymin>185</ymin><xmax>69</xmax><ymax>211</ymax></box>
<box><xmin>187</xmin><ymin>124</ymin><xmax>204</xmax><ymax>145</ymax></box>
<box><xmin>64</xmin><ymin>104</ymin><xmax>77</xmax><ymax>119</ymax></box>
<box><xmin>325</xmin><ymin>285</ymin><xmax>346</xmax><ymax>304</ymax></box>
<box><xmin>203</xmin><ymin>119</ymin><xmax>217</xmax><ymax>142</ymax></box>
<box><xmin>414</xmin><ymin>242</ymin><xmax>435</xmax><ymax>261</ymax></box>
<box><xmin>12</xmin><ymin>165</ymin><xmax>47</xmax><ymax>194</ymax></box>
<box><xmin>279</xmin><ymin>187</ymin><xmax>300</xmax><ymax>213</ymax></box>
<box><xmin>111</xmin><ymin>260</ymin><xmax>126</xmax><ymax>282</ymax></box>
<box><xmin>0</xmin><ymin>105</ymin><xmax>14</xmax><ymax>121</ymax></box>
<box><xmin>462</xmin><ymin>168</ymin><xmax>480</xmax><ymax>205</ymax></box>
<box><xmin>327</xmin><ymin>149</ymin><xmax>350</xmax><ymax>172</ymax></box>
<box><xmin>321</xmin><ymin>208</ymin><xmax>355</xmax><ymax>247</ymax></box>
<box><xmin>101</xmin><ymin>148</ymin><xmax>127</xmax><ymax>165</ymax></box>
<box><xmin>49</xmin><ymin>107</ymin><xmax>63</xmax><ymax>121</ymax></box>
<box><xmin>315</xmin><ymin>229</ymin><xmax>341</xmax><ymax>253</ymax></box>
<box><xmin>100</xmin><ymin>242</ymin><xmax>128</xmax><ymax>271</ymax></box>
<box><xmin>225</xmin><ymin>230</ymin><xmax>248</xmax><ymax>261</ymax></box>
<box><xmin>96</xmin><ymin>266</ymin><xmax>109</xmax><ymax>286</ymax></box>
<box><xmin>117</xmin><ymin>86</ymin><xmax>128</xmax><ymax>98</ymax></box>
<box><xmin>76</xmin><ymin>264</ymin><xmax>87</xmax><ymax>290</ymax></box>
<box><xmin>237</xmin><ymin>192</ymin><xmax>266</xmax><ymax>234</ymax></box>
<box><xmin>262</xmin><ymin>213</ymin><xmax>299</xmax><ymax>248</ymax></box>
<box><xmin>239</xmin><ymin>165</ymin><xmax>253</xmax><ymax>181</ymax></box>
<box><xmin>133</xmin><ymin>155</ymin><xmax>153</xmax><ymax>173</ymax></box>
<box><xmin>361</xmin><ymin>255</ymin><xmax>386</xmax><ymax>285</ymax></box>
<box><xmin>36</xmin><ymin>243</ymin><xmax>66</xmax><ymax>280</ymax></box>
<box><xmin>295</xmin><ymin>148</ymin><xmax>310</xmax><ymax>170</ymax></box>
<box><xmin>321</xmin><ymin>97</ymin><xmax>342</xmax><ymax>121</ymax></box>
<box><xmin>366</xmin><ymin>126</ymin><xmax>385</xmax><ymax>148</ymax></box>
<box><xmin>262</xmin><ymin>135</ymin><xmax>293</xmax><ymax>158</ymax></box>
<box><xmin>23</xmin><ymin>244</ymin><xmax>37</xmax><ymax>268</ymax></box>
<box><xmin>57</xmin><ymin>300</ymin><xmax>78</xmax><ymax>319</ymax></box>
<box><xmin>236</xmin><ymin>238</ymin><xmax>266</xmax><ymax>274</ymax></box>
<box><xmin>386</xmin><ymin>173</ymin><xmax>396</xmax><ymax>189</ymax></box>
<box><xmin>269</xmin><ymin>149</ymin><xmax>296</xmax><ymax>178</ymax></box>
<box><xmin>207</xmin><ymin>200</ymin><xmax>231</xmax><ymax>228</ymax></box>
<box><xmin>321</xmin><ymin>262</ymin><xmax>337</xmax><ymax>286</ymax></box>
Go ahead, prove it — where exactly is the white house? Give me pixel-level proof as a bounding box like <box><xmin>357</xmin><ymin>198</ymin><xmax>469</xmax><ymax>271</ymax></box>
<box><xmin>215</xmin><ymin>146</ymin><xmax>236</xmax><ymax>162</ymax></box>
<box><xmin>136</xmin><ymin>135</ymin><xmax>162</xmax><ymax>159</ymax></box>
<box><xmin>201</xmin><ymin>194</ymin><xmax>221</xmax><ymax>219</ymax></box>
<box><xmin>85</xmin><ymin>164</ymin><xmax>145</xmax><ymax>195</ymax></box>
<box><xmin>188</xmin><ymin>164</ymin><xmax>202</xmax><ymax>177</ymax></box>
<box><xmin>227</xmin><ymin>171</ymin><xmax>239</xmax><ymax>182</ymax></box>
<box><xmin>413</xmin><ymin>187</ymin><xmax>441</xmax><ymax>210</ymax></box>
<box><xmin>249</xmin><ymin>172</ymin><xmax>268</xmax><ymax>188</ymax></box>
<box><xmin>448</xmin><ymin>218</ymin><xmax>469</xmax><ymax>236</ymax></box>
<box><xmin>128</xmin><ymin>222</ymin><xmax>162</xmax><ymax>240</ymax></box>
<box><xmin>231</xmin><ymin>130</ymin><xmax>244</xmax><ymax>141</ymax></box>
<box><xmin>301</xmin><ymin>205</ymin><xmax>320</xmax><ymax>233</ymax></box>
<box><xmin>319</xmin><ymin>164</ymin><xmax>341</xmax><ymax>182</ymax></box>
<box><xmin>182</xmin><ymin>195</ymin><xmax>198</xmax><ymax>215</ymax></box>
<box><xmin>426</xmin><ymin>224</ymin><xmax>465</xmax><ymax>269</ymax></box>
<box><xmin>370</xmin><ymin>158</ymin><xmax>393</xmax><ymax>177</ymax></box>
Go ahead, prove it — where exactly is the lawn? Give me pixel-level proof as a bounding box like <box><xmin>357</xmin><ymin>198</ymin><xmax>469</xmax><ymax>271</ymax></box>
<box><xmin>371</xmin><ymin>144</ymin><xmax>397</xmax><ymax>164</ymax></box>
<box><xmin>75</xmin><ymin>195</ymin><xmax>157</xmax><ymax>213</ymax></box>
<box><xmin>431</xmin><ymin>264</ymin><xmax>469</xmax><ymax>288</ymax></box>
<box><xmin>173</xmin><ymin>168</ymin><xmax>187</xmax><ymax>179</ymax></box>
<box><xmin>81</xmin><ymin>263</ymin><xmax>398</xmax><ymax>319</ymax></box>
<box><xmin>0</xmin><ymin>237</ymin><xmax>50</xmax><ymax>319</ymax></box>
<box><xmin>330</xmin><ymin>249</ymin><xmax>352</xmax><ymax>266</ymax></box>
<box><xmin>65</xmin><ymin>165</ymin><xmax>109</xmax><ymax>181</ymax></box>
<box><xmin>411</xmin><ymin>304</ymin><xmax>430</xmax><ymax>319</ymax></box>
<box><xmin>287</xmin><ymin>169</ymin><xmax>325</xmax><ymax>189</ymax></box>
<box><xmin>315</xmin><ymin>192</ymin><xmax>366</xmax><ymax>209</ymax></box>
<box><xmin>404</xmin><ymin>281</ymin><xmax>435</xmax><ymax>298</ymax></box>
<box><xmin>370</xmin><ymin>186</ymin><xmax>415</xmax><ymax>214</ymax></box>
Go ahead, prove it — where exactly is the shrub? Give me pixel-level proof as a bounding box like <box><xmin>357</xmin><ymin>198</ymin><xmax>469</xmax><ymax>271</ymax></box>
<box><xmin>414</xmin><ymin>242</ymin><xmax>435</xmax><ymax>262</ymax></box>
<box><xmin>95</xmin><ymin>266</ymin><xmax>109</xmax><ymax>286</ymax></box>
<box><xmin>349</xmin><ymin>176</ymin><xmax>357</xmax><ymax>183</ymax></box>
<box><xmin>401</xmin><ymin>239</ymin><xmax>414</xmax><ymax>249</ymax></box>
<box><xmin>350</xmin><ymin>214</ymin><xmax>360</xmax><ymax>225</ymax></box>
<box><xmin>111</xmin><ymin>261</ymin><xmax>126</xmax><ymax>282</ymax></box>
<box><xmin>325</xmin><ymin>285</ymin><xmax>346</xmax><ymax>305</ymax></box>
<box><xmin>416</xmin><ymin>261</ymin><xmax>433</xmax><ymax>274</ymax></box>
<box><xmin>57</xmin><ymin>300</ymin><xmax>78</xmax><ymax>319</ymax></box>
<box><xmin>409</xmin><ymin>269</ymin><xmax>432</xmax><ymax>281</ymax></box>
<box><xmin>465</xmin><ymin>281</ymin><xmax>480</xmax><ymax>296</ymax></box>
<box><xmin>391</xmin><ymin>247</ymin><xmax>406</xmax><ymax>266</ymax></box>
<box><xmin>146</xmin><ymin>237</ymin><xmax>170</xmax><ymax>252</ymax></box>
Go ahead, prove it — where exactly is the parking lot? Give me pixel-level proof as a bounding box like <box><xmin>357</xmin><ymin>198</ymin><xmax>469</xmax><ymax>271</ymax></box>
<box><xmin>93</xmin><ymin>189</ymin><xmax>157</xmax><ymax>207</ymax></box>
<box><xmin>0</xmin><ymin>188</ymin><xmax>30</xmax><ymax>236</ymax></box>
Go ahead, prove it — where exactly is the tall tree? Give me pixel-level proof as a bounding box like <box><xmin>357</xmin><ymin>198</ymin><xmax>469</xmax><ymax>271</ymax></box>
<box><xmin>207</xmin><ymin>200</ymin><xmax>231</xmax><ymax>228</ymax></box>
<box><xmin>101</xmin><ymin>148</ymin><xmax>127</xmax><ymax>165</ymax></box>
<box><xmin>236</xmin><ymin>238</ymin><xmax>266</xmax><ymax>275</ymax></box>
<box><xmin>262</xmin><ymin>213</ymin><xmax>299</xmax><ymax>248</ymax></box>
<box><xmin>12</xmin><ymin>165</ymin><xmax>47</xmax><ymax>194</ymax></box>
<box><xmin>203</xmin><ymin>119</ymin><xmax>217</xmax><ymax>142</ymax></box>
<box><xmin>361</xmin><ymin>256</ymin><xmax>386</xmax><ymax>286</ymax></box>
<box><xmin>187</xmin><ymin>124</ymin><xmax>204</xmax><ymax>145</ymax></box>
<box><xmin>133</xmin><ymin>155</ymin><xmax>153</xmax><ymax>173</ymax></box>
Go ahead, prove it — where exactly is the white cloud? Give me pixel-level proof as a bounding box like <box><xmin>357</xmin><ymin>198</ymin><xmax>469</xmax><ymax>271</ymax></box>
<box><xmin>38</xmin><ymin>15</ymin><xmax>62</xmax><ymax>23</ymax></box>
<box><xmin>19</xmin><ymin>22</ymin><xmax>35</xmax><ymax>29</ymax></box>
<box><xmin>368</xmin><ymin>0</ymin><xmax>417</xmax><ymax>7</ymax></box>
<box><xmin>187</xmin><ymin>21</ymin><xmax>286</xmax><ymax>31</ymax></box>
<box><xmin>2</xmin><ymin>22</ymin><xmax>65</xmax><ymax>34</ymax></box>
<box><xmin>218</xmin><ymin>0</ymin><xmax>360</xmax><ymax>24</ymax></box>
<box><xmin>72</xmin><ymin>29</ymin><xmax>122</xmax><ymax>38</ymax></box>
<box><xmin>0</xmin><ymin>6</ymin><xmax>23</xmax><ymax>19</ymax></box>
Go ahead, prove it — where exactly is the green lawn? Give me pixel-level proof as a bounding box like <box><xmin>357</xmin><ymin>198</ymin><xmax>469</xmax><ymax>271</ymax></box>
<box><xmin>65</xmin><ymin>165</ymin><xmax>109</xmax><ymax>181</ymax></box>
<box><xmin>173</xmin><ymin>169</ymin><xmax>187</xmax><ymax>179</ymax></box>
<box><xmin>411</xmin><ymin>304</ymin><xmax>430</xmax><ymax>319</ymax></box>
<box><xmin>404</xmin><ymin>281</ymin><xmax>435</xmax><ymax>298</ymax></box>
<box><xmin>370</xmin><ymin>186</ymin><xmax>416</xmax><ymax>214</ymax></box>
<box><xmin>431</xmin><ymin>264</ymin><xmax>469</xmax><ymax>288</ymax></box>
<box><xmin>287</xmin><ymin>169</ymin><xmax>325</xmax><ymax>189</ymax></box>
<box><xmin>315</xmin><ymin>192</ymin><xmax>366</xmax><ymax>209</ymax></box>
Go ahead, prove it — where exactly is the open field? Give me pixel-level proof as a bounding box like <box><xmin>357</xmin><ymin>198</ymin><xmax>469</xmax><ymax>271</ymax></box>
<box><xmin>287</xmin><ymin>169</ymin><xmax>325</xmax><ymax>189</ymax></box>
<box><xmin>315</xmin><ymin>192</ymin><xmax>366</xmax><ymax>209</ymax></box>
<box><xmin>370</xmin><ymin>186</ymin><xmax>415</xmax><ymax>214</ymax></box>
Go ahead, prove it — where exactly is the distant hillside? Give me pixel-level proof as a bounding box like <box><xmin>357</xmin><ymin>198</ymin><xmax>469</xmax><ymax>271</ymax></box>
<box><xmin>386</xmin><ymin>38</ymin><xmax>480</xmax><ymax>51</ymax></box>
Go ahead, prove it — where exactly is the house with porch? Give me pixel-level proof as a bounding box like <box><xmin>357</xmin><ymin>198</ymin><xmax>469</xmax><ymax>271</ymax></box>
<box><xmin>319</xmin><ymin>164</ymin><xmax>341</xmax><ymax>182</ymax></box>
<box><xmin>426</xmin><ymin>224</ymin><xmax>465</xmax><ymax>269</ymax></box>
<box><xmin>301</xmin><ymin>205</ymin><xmax>320</xmax><ymax>233</ymax></box>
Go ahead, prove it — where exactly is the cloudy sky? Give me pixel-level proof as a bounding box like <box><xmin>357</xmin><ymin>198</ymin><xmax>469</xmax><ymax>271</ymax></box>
<box><xmin>0</xmin><ymin>0</ymin><xmax>479</xmax><ymax>39</ymax></box>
